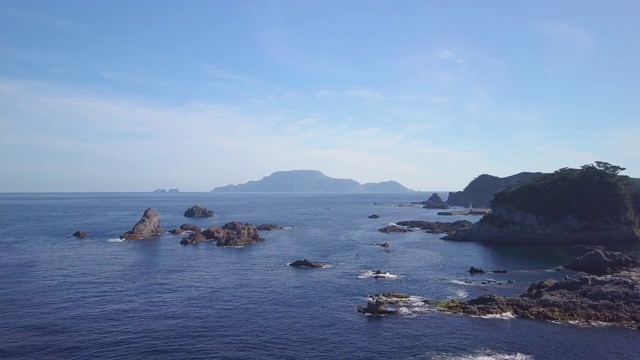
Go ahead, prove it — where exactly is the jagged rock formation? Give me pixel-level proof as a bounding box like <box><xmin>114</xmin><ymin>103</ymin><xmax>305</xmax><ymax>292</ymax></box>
<box><xmin>446</xmin><ymin>164</ymin><xmax>640</xmax><ymax>243</ymax></box>
<box><xmin>120</xmin><ymin>208</ymin><xmax>164</xmax><ymax>240</ymax></box>
<box><xmin>179</xmin><ymin>232</ymin><xmax>207</xmax><ymax>245</ymax></box>
<box><xmin>446</xmin><ymin>172</ymin><xmax>543</xmax><ymax>207</ymax></box>
<box><xmin>213</xmin><ymin>170</ymin><xmax>413</xmax><ymax>193</ymax></box>
<box><xmin>184</xmin><ymin>204</ymin><xmax>214</xmax><ymax>218</ymax></box>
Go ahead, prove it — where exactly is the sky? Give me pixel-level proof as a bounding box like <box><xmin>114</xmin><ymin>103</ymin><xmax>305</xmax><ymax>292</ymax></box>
<box><xmin>1</xmin><ymin>0</ymin><xmax>639</xmax><ymax>192</ymax></box>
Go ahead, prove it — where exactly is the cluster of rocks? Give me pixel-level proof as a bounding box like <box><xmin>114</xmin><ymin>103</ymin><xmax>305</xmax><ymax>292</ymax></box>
<box><xmin>184</xmin><ymin>204</ymin><xmax>214</xmax><ymax>218</ymax></box>
<box><xmin>440</xmin><ymin>250</ymin><xmax>640</xmax><ymax>328</ymax></box>
<box><xmin>180</xmin><ymin>221</ymin><xmax>264</xmax><ymax>247</ymax></box>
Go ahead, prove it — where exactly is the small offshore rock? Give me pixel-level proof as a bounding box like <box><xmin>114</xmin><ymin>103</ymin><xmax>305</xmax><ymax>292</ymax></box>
<box><xmin>289</xmin><ymin>259</ymin><xmax>326</xmax><ymax>268</ymax></box>
<box><xmin>72</xmin><ymin>230</ymin><xmax>88</xmax><ymax>238</ymax></box>
<box><xmin>256</xmin><ymin>224</ymin><xmax>284</xmax><ymax>231</ymax></box>
<box><xmin>378</xmin><ymin>225</ymin><xmax>412</xmax><ymax>233</ymax></box>
<box><xmin>376</xmin><ymin>242</ymin><xmax>390</xmax><ymax>248</ymax></box>
<box><xmin>169</xmin><ymin>228</ymin><xmax>185</xmax><ymax>235</ymax></box>
<box><xmin>469</xmin><ymin>266</ymin><xmax>487</xmax><ymax>274</ymax></box>
<box><xmin>368</xmin><ymin>214</ymin><xmax>380</xmax><ymax>219</ymax></box>
<box><xmin>184</xmin><ymin>204</ymin><xmax>214</xmax><ymax>218</ymax></box>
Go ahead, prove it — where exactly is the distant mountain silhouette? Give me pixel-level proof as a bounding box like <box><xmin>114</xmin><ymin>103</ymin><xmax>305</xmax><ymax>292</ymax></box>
<box><xmin>213</xmin><ymin>170</ymin><xmax>414</xmax><ymax>193</ymax></box>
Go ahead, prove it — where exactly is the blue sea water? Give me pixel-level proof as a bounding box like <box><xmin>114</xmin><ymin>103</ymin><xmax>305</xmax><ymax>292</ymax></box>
<box><xmin>0</xmin><ymin>192</ymin><xmax>638</xmax><ymax>360</ymax></box>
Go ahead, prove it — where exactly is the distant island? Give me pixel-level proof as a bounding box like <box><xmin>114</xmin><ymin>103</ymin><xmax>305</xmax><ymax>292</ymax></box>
<box><xmin>212</xmin><ymin>170</ymin><xmax>414</xmax><ymax>193</ymax></box>
<box><xmin>152</xmin><ymin>188</ymin><xmax>180</xmax><ymax>193</ymax></box>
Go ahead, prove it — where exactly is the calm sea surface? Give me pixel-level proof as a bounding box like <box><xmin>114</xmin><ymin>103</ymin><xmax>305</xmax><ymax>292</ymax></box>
<box><xmin>0</xmin><ymin>193</ymin><xmax>638</xmax><ymax>359</ymax></box>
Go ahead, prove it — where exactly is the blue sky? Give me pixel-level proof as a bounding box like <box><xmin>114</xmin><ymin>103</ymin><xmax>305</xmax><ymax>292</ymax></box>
<box><xmin>1</xmin><ymin>0</ymin><xmax>639</xmax><ymax>191</ymax></box>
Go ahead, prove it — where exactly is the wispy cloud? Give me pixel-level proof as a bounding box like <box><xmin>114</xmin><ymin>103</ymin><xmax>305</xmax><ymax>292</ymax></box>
<box><xmin>4</xmin><ymin>7</ymin><xmax>89</xmax><ymax>34</ymax></box>
<box><xmin>0</xmin><ymin>79</ymin><xmax>486</xmax><ymax>191</ymax></box>
<box><xmin>540</xmin><ymin>21</ymin><xmax>594</xmax><ymax>47</ymax></box>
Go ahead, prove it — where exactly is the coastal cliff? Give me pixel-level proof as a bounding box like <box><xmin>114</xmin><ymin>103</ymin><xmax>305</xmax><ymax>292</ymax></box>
<box><xmin>447</xmin><ymin>162</ymin><xmax>640</xmax><ymax>243</ymax></box>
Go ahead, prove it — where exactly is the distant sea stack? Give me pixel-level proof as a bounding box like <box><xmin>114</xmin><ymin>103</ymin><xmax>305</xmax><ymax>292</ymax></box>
<box><xmin>446</xmin><ymin>162</ymin><xmax>640</xmax><ymax>244</ymax></box>
<box><xmin>446</xmin><ymin>172</ymin><xmax>543</xmax><ymax>207</ymax></box>
<box><xmin>212</xmin><ymin>170</ymin><xmax>414</xmax><ymax>193</ymax></box>
<box><xmin>152</xmin><ymin>188</ymin><xmax>180</xmax><ymax>193</ymax></box>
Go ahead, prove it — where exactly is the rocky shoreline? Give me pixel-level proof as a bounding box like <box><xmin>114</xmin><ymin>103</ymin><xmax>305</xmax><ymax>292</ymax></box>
<box><xmin>357</xmin><ymin>250</ymin><xmax>640</xmax><ymax>329</ymax></box>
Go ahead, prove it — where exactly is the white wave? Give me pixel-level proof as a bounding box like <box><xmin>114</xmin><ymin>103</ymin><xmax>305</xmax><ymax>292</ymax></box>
<box><xmin>476</xmin><ymin>312</ymin><xmax>516</xmax><ymax>320</ymax></box>
<box><xmin>450</xmin><ymin>279</ymin><xmax>472</xmax><ymax>286</ymax></box>
<box><xmin>447</xmin><ymin>289</ymin><xmax>469</xmax><ymax>299</ymax></box>
<box><xmin>107</xmin><ymin>238</ymin><xmax>125</xmax><ymax>242</ymax></box>
<box><xmin>358</xmin><ymin>270</ymin><xmax>399</xmax><ymax>279</ymax></box>
<box><xmin>430</xmin><ymin>349</ymin><xmax>534</xmax><ymax>360</ymax></box>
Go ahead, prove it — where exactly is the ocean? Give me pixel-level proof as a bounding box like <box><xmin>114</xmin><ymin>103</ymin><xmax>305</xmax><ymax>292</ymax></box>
<box><xmin>0</xmin><ymin>192</ymin><xmax>638</xmax><ymax>359</ymax></box>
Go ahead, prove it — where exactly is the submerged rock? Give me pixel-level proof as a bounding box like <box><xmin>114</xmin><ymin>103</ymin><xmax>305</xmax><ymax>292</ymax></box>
<box><xmin>184</xmin><ymin>204</ymin><xmax>214</xmax><ymax>218</ymax></box>
<box><xmin>376</xmin><ymin>242</ymin><xmax>390</xmax><ymax>248</ymax></box>
<box><xmin>120</xmin><ymin>208</ymin><xmax>163</xmax><ymax>240</ymax></box>
<box><xmin>289</xmin><ymin>259</ymin><xmax>326</xmax><ymax>268</ymax></box>
<box><xmin>368</xmin><ymin>214</ymin><xmax>380</xmax><ymax>219</ymax></box>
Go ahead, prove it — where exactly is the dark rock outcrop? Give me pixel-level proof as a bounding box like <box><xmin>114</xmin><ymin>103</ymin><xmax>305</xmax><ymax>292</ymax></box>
<box><xmin>396</xmin><ymin>220</ymin><xmax>472</xmax><ymax>235</ymax></box>
<box><xmin>256</xmin><ymin>224</ymin><xmax>284</xmax><ymax>231</ymax></box>
<box><xmin>289</xmin><ymin>259</ymin><xmax>326</xmax><ymax>268</ymax></box>
<box><xmin>378</xmin><ymin>225</ymin><xmax>412</xmax><ymax>233</ymax></box>
<box><xmin>440</xmin><ymin>251</ymin><xmax>640</xmax><ymax>328</ymax></box>
<box><xmin>564</xmin><ymin>250</ymin><xmax>640</xmax><ymax>275</ymax></box>
<box><xmin>468</xmin><ymin>266</ymin><xmax>507</xmax><ymax>274</ymax></box>
<box><xmin>184</xmin><ymin>204</ymin><xmax>214</xmax><ymax>218</ymax></box>
<box><xmin>169</xmin><ymin>228</ymin><xmax>185</xmax><ymax>235</ymax></box>
<box><xmin>72</xmin><ymin>230</ymin><xmax>88</xmax><ymax>238</ymax></box>
<box><xmin>179</xmin><ymin>232</ymin><xmax>208</xmax><ymax>245</ymax></box>
<box><xmin>368</xmin><ymin>214</ymin><xmax>380</xmax><ymax>219</ymax></box>
<box><xmin>120</xmin><ymin>208</ymin><xmax>163</xmax><ymax>240</ymax></box>
<box><xmin>376</xmin><ymin>242</ymin><xmax>390</xmax><ymax>248</ymax></box>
